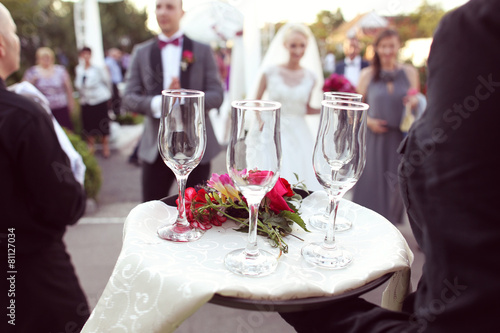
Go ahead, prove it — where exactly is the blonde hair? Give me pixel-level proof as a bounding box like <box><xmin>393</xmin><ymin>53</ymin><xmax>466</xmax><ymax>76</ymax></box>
<box><xmin>36</xmin><ymin>47</ymin><xmax>55</xmax><ymax>64</ymax></box>
<box><xmin>283</xmin><ymin>23</ymin><xmax>309</xmax><ymax>44</ymax></box>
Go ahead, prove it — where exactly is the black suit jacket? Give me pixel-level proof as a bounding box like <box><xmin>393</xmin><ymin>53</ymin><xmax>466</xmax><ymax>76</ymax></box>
<box><xmin>0</xmin><ymin>78</ymin><xmax>89</xmax><ymax>332</ymax></box>
<box><xmin>0</xmin><ymin>79</ymin><xmax>86</xmax><ymax>253</ymax></box>
<box><xmin>281</xmin><ymin>1</ymin><xmax>500</xmax><ymax>331</ymax></box>
<box><xmin>334</xmin><ymin>58</ymin><xmax>370</xmax><ymax>75</ymax></box>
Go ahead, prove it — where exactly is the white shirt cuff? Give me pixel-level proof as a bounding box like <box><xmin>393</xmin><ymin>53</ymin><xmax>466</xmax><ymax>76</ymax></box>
<box><xmin>151</xmin><ymin>95</ymin><xmax>162</xmax><ymax>119</ymax></box>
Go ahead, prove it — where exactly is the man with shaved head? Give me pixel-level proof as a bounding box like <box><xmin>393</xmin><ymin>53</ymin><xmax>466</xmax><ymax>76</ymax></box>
<box><xmin>0</xmin><ymin>3</ymin><xmax>89</xmax><ymax>332</ymax></box>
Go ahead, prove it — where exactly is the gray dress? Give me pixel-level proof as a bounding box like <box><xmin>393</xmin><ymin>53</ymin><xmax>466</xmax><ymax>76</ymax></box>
<box><xmin>352</xmin><ymin>68</ymin><xmax>409</xmax><ymax>224</ymax></box>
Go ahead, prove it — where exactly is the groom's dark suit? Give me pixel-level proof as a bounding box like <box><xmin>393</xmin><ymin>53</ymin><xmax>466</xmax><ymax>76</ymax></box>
<box><xmin>123</xmin><ymin>35</ymin><xmax>224</xmax><ymax>201</ymax></box>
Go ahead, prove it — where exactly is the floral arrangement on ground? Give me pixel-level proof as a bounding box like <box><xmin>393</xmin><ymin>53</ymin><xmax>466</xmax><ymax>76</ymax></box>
<box><xmin>178</xmin><ymin>172</ymin><xmax>310</xmax><ymax>256</ymax></box>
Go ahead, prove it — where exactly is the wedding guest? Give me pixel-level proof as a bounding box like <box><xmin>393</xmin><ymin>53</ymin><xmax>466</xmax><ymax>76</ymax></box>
<box><xmin>122</xmin><ymin>0</ymin><xmax>224</xmax><ymax>202</ymax></box>
<box><xmin>105</xmin><ymin>47</ymin><xmax>123</xmax><ymax>116</ymax></box>
<box><xmin>351</xmin><ymin>28</ymin><xmax>420</xmax><ymax>225</ymax></box>
<box><xmin>334</xmin><ymin>36</ymin><xmax>369</xmax><ymax>88</ymax></box>
<box><xmin>75</xmin><ymin>46</ymin><xmax>113</xmax><ymax>157</ymax></box>
<box><xmin>281</xmin><ymin>0</ymin><xmax>500</xmax><ymax>331</ymax></box>
<box><xmin>22</xmin><ymin>46</ymin><xmax>75</xmax><ymax>130</ymax></box>
<box><xmin>0</xmin><ymin>3</ymin><xmax>89</xmax><ymax>332</ymax></box>
<box><xmin>254</xmin><ymin>22</ymin><xmax>324</xmax><ymax>191</ymax></box>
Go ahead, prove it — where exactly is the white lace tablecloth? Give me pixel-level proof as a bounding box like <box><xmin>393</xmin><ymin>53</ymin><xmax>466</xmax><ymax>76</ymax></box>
<box><xmin>82</xmin><ymin>191</ymin><xmax>413</xmax><ymax>333</ymax></box>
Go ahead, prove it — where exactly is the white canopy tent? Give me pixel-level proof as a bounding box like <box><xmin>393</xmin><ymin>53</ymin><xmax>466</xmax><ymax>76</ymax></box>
<box><xmin>181</xmin><ymin>0</ymin><xmax>262</xmax><ymax>144</ymax></box>
<box><xmin>64</xmin><ymin>0</ymin><xmax>122</xmax><ymax>67</ymax></box>
<box><xmin>181</xmin><ymin>0</ymin><xmax>261</xmax><ymax>102</ymax></box>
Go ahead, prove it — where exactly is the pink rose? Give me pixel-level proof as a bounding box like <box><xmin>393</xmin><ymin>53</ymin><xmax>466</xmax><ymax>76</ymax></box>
<box><xmin>247</xmin><ymin>170</ymin><xmax>273</xmax><ymax>185</ymax></box>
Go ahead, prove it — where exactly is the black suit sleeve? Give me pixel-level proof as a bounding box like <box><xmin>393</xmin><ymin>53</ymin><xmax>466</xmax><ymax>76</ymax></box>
<box><xmin>1</xmin><ymin>91</ymin><xmax>86</xmax><ymax>252</ymax></box>
<box><xmin>281</xmin><ymin>1</ymin><xmax>500</xmax><ymax>332</ymax></box>
<box><xmin>23</xmin><ymin>114</ymin><xmax>85</xmax><ymax>227</ymax></box>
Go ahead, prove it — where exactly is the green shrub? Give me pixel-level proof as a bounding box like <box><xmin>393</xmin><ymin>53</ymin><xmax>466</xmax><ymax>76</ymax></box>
<box><xmin>64</xmin><ymin>130</ymin><xmax>102</xmax><ymax>200</ymax></box>
<box><xmin>115</xmin><ymin>112</ymin><xmax>144</xmax><ymax>125</ymax></box>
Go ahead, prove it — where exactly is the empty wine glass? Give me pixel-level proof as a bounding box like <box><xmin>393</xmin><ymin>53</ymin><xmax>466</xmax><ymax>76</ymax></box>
<box><xmin>157</xmin><ymin>89</ymin><xmax>206</xmax><ymax>242</ymax></box>
<box><xmin>308</xmin><ymin>91</ymin><xmax>363</xmax><ymax>232</ymax></box>
<box><xmin>302</xmin><ymin>100</ymin><xmax>368</xmax><ymax>268</ymax></box>
<box><xmin>323</xmin><ymin>91</ymin><xmax>363</xmax><ymax>101</ymax></box>
<box><xmin>225</xmin><ymin>100</ymin><xmax>281</xmax><ymax>277</ymax></box>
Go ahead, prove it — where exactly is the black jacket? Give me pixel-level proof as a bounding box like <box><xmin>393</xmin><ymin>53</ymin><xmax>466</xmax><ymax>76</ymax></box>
<box><xmin>0</xmin><ymin>78</ymin><xmax>86</xmax><ymax>253</ymax></box>
<box><xmin>281</xmin><ymin>0</ymin><xmax>500</xmax><ymax>331</ymax></box>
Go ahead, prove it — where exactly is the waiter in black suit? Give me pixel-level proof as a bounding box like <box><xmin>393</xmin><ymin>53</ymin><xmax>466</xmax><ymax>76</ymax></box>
<box><xmin>280</xmin><ymin>0</ymin><xmax>500</xmax><ymax>331</ymax></box>
<box><xmin>122</xmin><ymin>0</ymin><xmax>224</xmax><ymax>202</ymax></box>
<box><xmin>0</xmin><ymin>3</ymin><xmax>89</xmax><ymax>332</ymax></box>
<box><xmin>335</xmin><ymin>36</ymin><xmax>369</xmax><ymax>88</ymax></box>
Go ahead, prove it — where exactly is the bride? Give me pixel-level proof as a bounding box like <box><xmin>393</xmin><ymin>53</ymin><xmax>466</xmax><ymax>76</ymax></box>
<box><xmin>252</xmin><ymin>22</ymin><xmax>324</xmax><ymax>191</ymax></box>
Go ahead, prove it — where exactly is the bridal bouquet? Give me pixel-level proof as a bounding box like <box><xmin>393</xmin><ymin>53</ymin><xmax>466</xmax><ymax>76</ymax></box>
<box><xmin>177</xmin><ymin>172</ymin><xmax>309</xmax><ymax>255</ymax></box>
<box><xmin>323</xmin><ymin>73</ymin><xmax>357</xmax><ymax>93</ymax></box>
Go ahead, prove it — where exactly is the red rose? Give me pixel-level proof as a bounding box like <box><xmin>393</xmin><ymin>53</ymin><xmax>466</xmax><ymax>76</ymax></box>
<box><xmin>247</xmin><ymin>170</ymin><xmax>274</xmax><ymax>185</ymax></box>
<box><xmin>182</xmin><ymin>50</ymin><xmax>194</xmax><ymax>63</ymax></box>
<box><xmin>265</xmin><ymin>178</ymin><xmax>294</xmax><ymax>214</ymax></box>
<box><xmin>176</xmin><ymin>187</ymin><xmax>197</xmax><ymax>222</ymax></box>
<box><xmin>178</xmin><ymin>187</ymin><xmax>226</xmax><ymax>229</ymax></box>
<box><xmin>279</xmin><ymin>178</ymin><xmax>294</xmax><ymax>197</ymax></box>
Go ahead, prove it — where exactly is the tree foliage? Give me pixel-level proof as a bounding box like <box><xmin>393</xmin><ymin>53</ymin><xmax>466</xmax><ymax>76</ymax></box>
<box><xmin>410</xmin><ymin>0</ymin><xmax>446</xmax><ymax>38</ymax></box>
<box><xmin>99</xmin><ymin>1</ymin><xmax>153</xmax><ymax>53</ymax></box>
<box><xmin>310</xmin><ymin>9</ymin><xmax>345</xmax><ymax>55</ymax></box>
<box><xmin>4</xmin><ymin>0</ymin><xmax>153</xmax><ymax>84</ymax></box>
<box><xmin>387</xmin><ymin>1</ymin><xmax>446</xmax><ymax>44</ymax></box>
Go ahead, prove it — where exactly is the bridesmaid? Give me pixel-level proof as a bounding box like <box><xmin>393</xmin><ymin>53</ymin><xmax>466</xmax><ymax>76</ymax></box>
<box><xmin>352</xmin><ymin>29</ymin><xmax>420</xmax><ymax>225</ymax></box>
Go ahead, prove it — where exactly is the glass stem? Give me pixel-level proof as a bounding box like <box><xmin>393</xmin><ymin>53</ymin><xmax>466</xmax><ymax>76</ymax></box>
<box><xmin>324</xmin><ymin>198</ymin><xmax>335</xmax><ymax>218</ymax></box>
<box><xmin>176</xmin><ymin>174</ymin><xmax>189</xmax><ymax>226</ymax></box>
<box><xmin>324</xmin><ymin>189</ymin><xmax>340</xmax><ymax>249</ymax></box>
<box><xmin>245</xmin><ymin>195</ymin><xmax>261</xmax><ymax>256</ymax></box>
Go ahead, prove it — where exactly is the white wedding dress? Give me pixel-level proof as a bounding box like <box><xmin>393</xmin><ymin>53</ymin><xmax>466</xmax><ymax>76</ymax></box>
<box><xmin>264</xmin><ymin>65</ymin><xmax>323</xmax><ymax>191</ymax></box>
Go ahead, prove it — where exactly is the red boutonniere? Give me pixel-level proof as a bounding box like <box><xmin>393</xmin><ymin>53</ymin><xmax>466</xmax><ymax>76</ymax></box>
<box><xmin>181</xmin><ymin>50</ymin><xmax>195</xmax><ymax>71</ymax></box>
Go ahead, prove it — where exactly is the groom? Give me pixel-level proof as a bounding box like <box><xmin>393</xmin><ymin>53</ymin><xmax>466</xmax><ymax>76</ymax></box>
<box><xmin>335</xmin><ymin>37</ymin><xmax>369</xmax><ymax>88</ymax></box>
<box><xmin>123</xmin><ymin>0</ymin><xmax>224</xmax><ymax>202</ymax></box>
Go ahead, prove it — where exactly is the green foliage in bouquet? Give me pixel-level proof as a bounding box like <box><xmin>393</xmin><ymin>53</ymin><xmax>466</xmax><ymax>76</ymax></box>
<box><xmin>64</xmin><ymin>130</ymin><xmax>102</xmax><ymax>200</ymax></box>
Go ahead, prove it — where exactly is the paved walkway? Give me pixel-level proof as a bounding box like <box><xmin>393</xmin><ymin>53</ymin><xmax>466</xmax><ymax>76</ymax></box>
<box><xmin>65</xmin><ymin>121</ymin><xmax>424</xmax><ymax>332</ymax></box>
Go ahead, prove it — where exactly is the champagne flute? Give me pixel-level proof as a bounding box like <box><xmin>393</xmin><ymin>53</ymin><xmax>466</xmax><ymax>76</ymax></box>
<box><xmin>225</xmin><ymin>100</ymin><xmax>281</xmax><ymax>277</ymax></box>
<box><xmin>157</xmin><ymin>89</ymin><xmax>206</xmax><ymax>242</ymax></box>
<box><xmin>302</xmin><ymin>100</ymin><xmax>368</xmax><ymax>268</ymax></box>
<box><xmin>309</xmin><ymin>91</ymin><xmax>363</xmax><ymax>232</ymax></box>
<box><xmin>323</xmin><ymin>91</ymin><xmax>363</xmax><ymax>101</ymax></box>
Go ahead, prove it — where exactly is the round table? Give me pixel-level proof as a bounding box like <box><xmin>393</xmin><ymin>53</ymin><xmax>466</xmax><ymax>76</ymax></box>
<box><xmin>81</xmin><ymin>191</ymin><xmax>412</xmax><ymax>333</ymax></box>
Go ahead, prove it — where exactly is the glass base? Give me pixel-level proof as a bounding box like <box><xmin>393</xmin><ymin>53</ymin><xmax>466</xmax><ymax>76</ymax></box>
<box><xmin>301</xmin><ymin>242</ymin><xmax>353</xmax><ymax>269</ymax></box>
<box><xmin>309</xmin><ymin>214</ymin><xmax>352</xmax><ymax>232</ymax></box>
<box><xmin>224</xmin><ymin>248</ymin><xmax>278</xmax><ymax>277</ymax></box>
<box><xmin>157</xmin><ymin>223</ymin><xmax>204</xmax><ymax>242</ymax></box>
